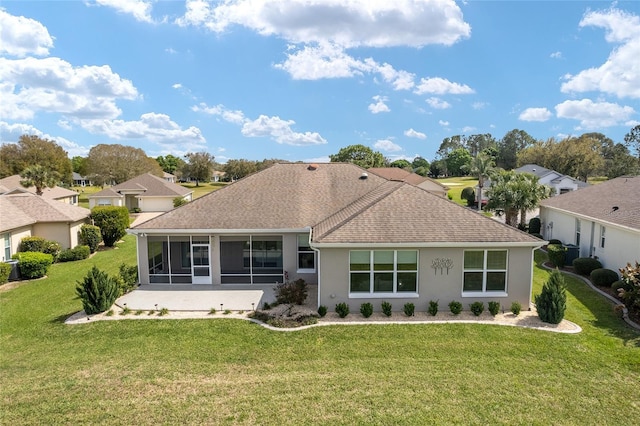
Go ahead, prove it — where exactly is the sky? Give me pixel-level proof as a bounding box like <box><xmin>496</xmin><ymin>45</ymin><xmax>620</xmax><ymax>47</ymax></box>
<box><xmin>1</xmin><ymin>1</ymin><xmax>639</xmax><ymax>164</ymax></box>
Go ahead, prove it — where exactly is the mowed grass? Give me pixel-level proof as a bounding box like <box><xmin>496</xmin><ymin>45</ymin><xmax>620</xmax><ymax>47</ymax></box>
<box><xmin>1</xmin><ymin>239</ymin><xmax>639</xmax><ymax>425</ymax></box>
<box><xmin>437</xmin><ymin>176</ymin><xmax>478</xmax><ymax>207</ymax></box>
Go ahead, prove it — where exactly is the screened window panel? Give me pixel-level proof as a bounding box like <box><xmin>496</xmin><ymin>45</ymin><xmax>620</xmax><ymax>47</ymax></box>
<box><xmin>486</xmin><ymin>272</ymin><xmax>506</xmax><ymax>291</ymax></box>
<box><xmin>350</xmin><ymin>273</ymin><xmax>370</xmax><ymax>292</ymax></box>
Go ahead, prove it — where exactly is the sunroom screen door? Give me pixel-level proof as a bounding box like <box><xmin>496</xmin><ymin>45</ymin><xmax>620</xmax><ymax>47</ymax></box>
<box><xmin>191</xmin><ymin>244</ymin><xmax>211</xmax><ymax>284</ymax></box>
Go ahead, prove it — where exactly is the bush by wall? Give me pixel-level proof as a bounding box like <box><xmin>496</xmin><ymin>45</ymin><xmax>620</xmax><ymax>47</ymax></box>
<box><xmin>572</xmin><ymin>257</ymin><xmax>603</xmax><ymax>276</ymax></box>
<box><xmin>91</xmin><ymin>206</ymin><xmax>130</xmax><ymax>247</ymax></box>
<box><xmin>403</xmin><ymin>302</ymin><xmax>415</xmax><ymax>317</ymax></box>
<box><xmin>469</xmin><ymin>301</ymin><xmax>484</xmax><ymax>316</ymax></box>
<box><xmin>428</xmin><ymin>300</ymin><xmax>438</xmax><ymax>316</ymax></box>
<box><xmin>535</xmin><ymin>270</ymin><xmax>566</xmax><ymax>324</ymax></box>
<box><xmin>173</xmin><ymin>197</ymin><xmax>188</xmax><ymax>208</ymax></box>
<box><xmin>381</xmin><ymin>301</ymin><xmax>392</xmax><ymax>317</ymax></box>
<box><xmin>460</xmin><ymin>187</ymin><xmax>475</xmax><ymax>206</ymax></box>
<box><xmin>13</xmin><ymin>252</ymin><xmax>53</xmax><ymax>279</ymax></box>
<box><xmin>79</xmin><ymin>224</ymin><xmax>102</xmax><ymax>253</ymax></box>
<box><xmin>335</xmin><ymin>302</ymin><xmax>349</xmax><ymax>318</ymax></box>
<box><xmin>547</xmin><ymin>244</ymin><xmax>566</xmax><ymax>268</ymax></box>
<box><xmin>589</xmin><ymin>268</ymin><xmax>619</xmax><ymax>287</ymax></box>
<box><xmin>117</xmin><ymin>263</ymin><xmax>138</xmax><ymax>296</ymax></box>
<box><xmin>275</xmin><ymin>278</ymin><xmax>308</xmax><ymax>305</ymax></box>
<box><xmin>360</xmin><ymin>302</ymin><xmax>373</xmax><ymax>318</ymax></box>
<box><xmin>18</xmin><ymin>236</ymin><xmax>46</xmax><ymax>253</ymax></box>
<box><xmin>488</xmin><ymin>301</ymin><xmax>500</xmax><ymax>316</ymax></box>
<box><xmin>57</xmin><ymin>245</ymin><xmax>91</xmax><ymax>263</ymax></box>
<box><xmin>449</xmin><ymin>300</ymin><xmax>462</xmax><ymax>315</ymax></box>
<box><xmin>76</xmin><ymin>266</ymin><xmax>119</xmax><ymax>315</ymax></box>
<box><xmin>0</xmin><ymin>262</ymin><xmax>11</xmax><ymax>284</ymax></box>
<box><xmin>528</xmin><ymin>217</ymin><xmax>541</xmax><ymax>234</ymax></box>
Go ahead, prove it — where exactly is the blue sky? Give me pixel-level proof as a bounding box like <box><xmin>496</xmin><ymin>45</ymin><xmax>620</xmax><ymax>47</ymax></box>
<box><xmin>1</xmin><ymin>1</ymin><xmax>639</xmax><ymax>164</ymax></box>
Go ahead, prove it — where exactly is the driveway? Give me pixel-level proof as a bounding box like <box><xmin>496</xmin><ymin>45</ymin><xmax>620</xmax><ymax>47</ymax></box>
<box><xmin>129</xmin><ymin>212</ymin><xmax>163</xmax><ymax>227</ymax></box>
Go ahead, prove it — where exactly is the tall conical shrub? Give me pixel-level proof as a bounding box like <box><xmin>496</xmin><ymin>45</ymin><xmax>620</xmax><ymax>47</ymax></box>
<box><xmin>535</xmin><ymin>270</ymin><xmax>567</xmax><ymax>324</ymax></box>
<box><xmin>76</xmin><ymin>266</ymin><xmax>119</xmax><ymax>315</ymax></box>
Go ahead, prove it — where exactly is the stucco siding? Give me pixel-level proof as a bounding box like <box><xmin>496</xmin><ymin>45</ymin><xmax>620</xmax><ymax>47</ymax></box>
<box><xmin>139</xmin><ymin>197</ymin><xmax>174</xmax><ymax>212</ymax></box>
<box><xmin>595</xmin><ymin>225</ymin><xmax>640</xmax><ymax>272</ymax></box>
<box><xmin>89</xmin><ymin>197</ymin><xmax>123</xmax><ymax>209</ymax></box>
<box><xmin>32</xmin><ymin>223</ymin><xmax>73</xmax><ymax>249</ymax></box>
<box><xmin>7</xmin><ymin>227</ymin><xmax>32</xmax><ymax>260</ymax></box>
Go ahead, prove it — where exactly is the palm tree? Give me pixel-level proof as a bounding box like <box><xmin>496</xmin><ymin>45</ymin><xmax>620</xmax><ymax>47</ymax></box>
<box><xmin>485</xmin><ymin>171</ymin><xmax>551</xmax><ymax>228</ymax></box>
<box><xmin>20</xmin><ymin>165</ymin><xmax>60</xmax><ymax>196</ymax></box>
<box><xmin>462</xmin><ymin>153</ymin><xmax>495</xmax><ymax>211</ymax></box>
<box><xmin>516</xmin><ymin>174</ymin><xmax>552</xmax><ymax>228</ymax></box>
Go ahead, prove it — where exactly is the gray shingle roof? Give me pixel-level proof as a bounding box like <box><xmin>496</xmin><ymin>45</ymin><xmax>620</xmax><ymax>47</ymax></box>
<box><xmin>135</xmin><ymin>163</ymin><xmax>541</xmax><ymax>245</ymax></box>
<box><xmin>90</xmin><ymin>173</ymin><xmax>192</xmax><ymax>198</ymax></box>
<box><xmin>0</xmin><ymin>175</ymin><xmax>78</xmax><ymax>200</ymax></box>
<box><xmin>0</xmin><ymin>193</ymin><xmax>90</xmax><ymax>232</ymax></box>
<box><xmin>367</xmin><ymin>167</ymin><xmax>448</xmax><ymax>189</ymax></box>
<box><xmin>540</xmin><ymin>176</ymin><xmax>640</xmax><ymax>230</ymax></box>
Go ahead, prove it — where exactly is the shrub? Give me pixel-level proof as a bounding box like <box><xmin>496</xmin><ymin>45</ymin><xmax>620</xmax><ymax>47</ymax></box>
<box><xmin>381</xmin><ymin>301</ymin><xmax>392</xmax><ymax>317</ymax></box>
<box><xmin>488</xmin><ymin>301</ymin><xmax>500</xmax><ymax>316</ymax></box>
<box><xmin>611</xmin><ymin>280</ymin><xmax>629</xmax><ymax>292</ymax></box>
<box><xmin>57</xmin><ymin>245</ymin><xmax>91</xmax><ymax>262</ymax></box>
<box><xmin>274</xmin><ymin>278</ymin><xmax>308</xmax><ymax>305</ymax></box>
<box><xmin>469</xmin><ymin>301</ymin><xmax>484</xmax><ymax>316</ymax></box>
<box><xmin>535</xmin><ymin>270</ymin><xmax>566</xmax><ymax>324</ymax></box>
<box><xmin>617</xmin><ymin>262</ymin><xmax>640</xmax><ymax>312</ymax></box>
<box><xmin>461</xmin><ymin>187</ymin><xmax>476</xmax><ymax>206</ymax></box>
<box><xmin>449</xmin><ymin>300</ymin><xmax>462</xmax><ymax>315</ymax></box>
<box><xmin>547</xmin><ymin>244</ymin><xmax>566</xmax><ymax>268</ymax></box>
<box><xmin>0</xmin><ymin>262</ymin><xmax>11</xmax><ymax>284</ymax></box>
<box><xmin>117</xmin><ymin>263</ymin><xmax>138</xmax><ymax>295</ymax></box>
<box><xmin>18</xmin><ymin>236</ymin><xmax>46</xmax><ymax>253</ymax></box>
<box><xmin>403</xmin><ymin>302</ymin><xmax>415</xmax><ymax>317</ymax></box>
<box><xmin>75</xmin><ymin>266</ymin><xmax>119</xmax><ymax>315</ymax></box>
<box><xmin>589</xmin><ymin>268</ymin><xmax>619</xmax><ymax>287</ymax></box>
<box><xmin>511</xmin><ymin>301</ymin><xmax>522</xmax><ymax>316</ymax></box>
<box><xmin>13</xmin><ymin>252</ymin><xmax>53</xmax><ymax>279</ymax></box>
<box><xmin>173</xmin><ymin>197</ymin><xmax>188</xmax><ymax>208</ymax></box>
<box><xmin>262</xmin><ymin>302</ymin><xmax>271</xmax><ymax>310</ymax></box>
<box><xmin>42</xmin><ymin>240</ymin><xmax>61</xmax><ymax>261</ymax></box>
<box><xmin>548</xmin><ymin>239</ymin><xmax>563</xmax><ymax>246</ymax></box>
<box><xmin>335</xmin><ymin>302</ymin><xmax>349</xmax><ymax>318</ymax></box>
<box><xmin>573</xmin><ymin>257</ymin><xmax>603</xmax><ymax>276</ymax></box>
<box><xmin>79</xmin><ymin>224</ymin><xmax>102</xmax><ymax>253</ymax></box>
<box><xmin>360</xmin><ymin>302</ymin><xmax>373</xmax><ymax>318</ymax></box>
<box><xmin>91</xmin><ymin>206</ymin><xmax>130</xmax><ymax>247</ymax></box>
<box><xmin>317</xmin><ymin>305</ymin><xmax>327</xmax><ymax>317</ymax></box>
<box><xmin>528</xmin><ymin>217</ymin><xmax>541</xmax><ymax>234</ymax></box>
<box><xmin>428</xmin><ymin>300</ymin><xmax>438</xmax><ymax>316</ymax></box>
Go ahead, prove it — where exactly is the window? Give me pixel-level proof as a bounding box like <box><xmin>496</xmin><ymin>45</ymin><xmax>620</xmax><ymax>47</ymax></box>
<box><xmin>463</xmin><ymin>250</ymin><xmax>507</xmax><ymax>294</ymax></box>
<box><xmin>600</xmin><ymin>226</ymin><xmax>606</xmax><ymax>248</ymax></box>
<box><xmin>297</xmin><ymin>234</ymin><xmax>315</xmax><ymax>271</ymax></box>
<box><xmin>2</xmin><ymin>233</ymin><xmax>10</xmax><ymax>262</ymax></box>
<box><xmin>575</xmin><ymin>219</ymin><xmax>581</xmax><ymax>246</ymax></box>
<box><xmin>349</xmin><ymin>250</ymin><xmax>418</xmax><ymax>296</ymax></box>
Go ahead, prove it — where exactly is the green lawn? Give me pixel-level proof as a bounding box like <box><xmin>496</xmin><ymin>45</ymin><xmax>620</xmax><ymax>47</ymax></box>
<box><xmin>180</xmin><ymin>181</ymin><xmax>227</xmax><ymax>199</ymax></box>
<box><xmin>437</xmin><ymin>176</ymin><xmax>478</xmax><ymax>207</ymax></box>
<box><xmin>1</xmin><ymin>239</ymin><xmax>638</xmax><ymax>424</ymax></box>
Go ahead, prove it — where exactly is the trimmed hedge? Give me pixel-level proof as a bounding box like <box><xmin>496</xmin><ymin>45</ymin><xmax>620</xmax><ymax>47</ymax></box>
<box><xmin>0</xmin><ymin>262</ymin><xmax>11</xmax><ymax>284</ymax></box>
<box><xmin>91</xmin><ymin>206</ymin><xmax>130</xmax><ymax>247</ymax></box>
<box><xmin>547</xmin><ymin>244</ymin><xmax>566</xmax><ymax>268</ymax></box>
<box><xmin>13</xmin><ymin>252</ymin><xmax>53</xmax><ymax>279</ymax></box>
<box><xmin>79</xmin><ymin>224</ymin><xmax>102</xmax><ymax>253</ymax></box>
<box><xmin>461</xmin><ymin>187</ymin><xmax>475</xmax><ymax>206</ymax></box>
<box><xmin>18</xmin><ymin>236</ymin><xmax>47</xmax><ymax>253</ymax></box>
<box><xmin>572</xmin><ymin>257</ymin><xmax>603</xmax><ymax>276</ymax></box>
<box><xmin>589</xmin><ymin>268</ymin><xmax>619</xmax><ymax>287</ymax></box>
<box><xmin>58</xmin><ymin>245</ymin><xmax>91</xmax><ymax>263</ymax></box>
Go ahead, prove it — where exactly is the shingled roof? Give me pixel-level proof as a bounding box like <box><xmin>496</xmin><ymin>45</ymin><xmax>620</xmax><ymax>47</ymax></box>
<box><xmin>0</xmin><ymin>175</ymin><xmax>78</xmax><ymax>200</ymax></box>
<box><xmin>540</xmin><ymin>176</ymin><xmax>640</xmax><ymax>231</ymax></box>
<box><xmin>0</xmin><ymin>193</ymin><xmax>90</xmax><ymax>233</ymax></box>
<box><xmin>90</xmin><ymin>173</ymin><xmax>192</xmax><ymax>198</ymax></box>
<box><xmin>134</xmin><ymin>163</ymin><xmax>541</xmax><ymax>245</ymax></box>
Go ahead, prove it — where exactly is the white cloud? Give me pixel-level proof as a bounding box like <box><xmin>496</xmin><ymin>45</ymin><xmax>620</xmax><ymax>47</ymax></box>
<box><xmin>472</xmin><ymin>102</ymin><xmax>487</xmax><ymax>110</ymax></box>
<box><xmin>303</xmin><ymin>156</ymin><xmax>331</xmax><ymax>163</ymax></box>
<box><xmin>561</xmin><ymin>8</ymin><xmax>640</xmax><ymax>99</ymax></box>
<box><xmin>0</xmin><ymin>121</ymin><xmax>89</xmax><ymax>157</ymax></box>
<box><xmin>426</xmin><ymin>97</ymin><xmax>451</xmax><ymax>109</ymax></box>
<box><xmin>78</xmin><ymin>113</ymin><xmax>207</xmax><ymax>150</ymax></box>
<box><xmin>404</xmin><ymin>128</ymin><xmax>426</xmax><ymax>139</ymax></box>
<box><xmin>555</xmin><ymin>99</ymin><xmax>635</xmax><ymax>128</ymax></box>
<box><xmin>172</xmin><ymin>83</ymin><xmax>182</xmax><ymax>89</ymax></box>
<box><xmin>374</xmin><ymin>139</ymin><xmax>402</xmax><ymax>152</ymax></box>
<box><xmin>438</xmin><ymin>120</ymin><xmax>449</xmax><ymax>126</ymax></box>
<box><xmin>176</xmin><ymin>0</ymin><xmax>470</xmax><ymax>48</ymax></box>
<box><xmin>519</xmin><ymin>107</ymin><xmax>552</xmax><ymax>122</ymax></box>
<box><xmin>57</xmin><ymin>120</ymin><xmax>72</xmax><ymax>130</ymax></box>
<box><xmin>375</xmin><ymin>62</ymin><xmax>416</xmax><ymax>90</ymax></box>
<box><xmin>0</xmin><ymin>10</ymin><xmax>54</xmax><ymax>57</ymax></box>
<box><xmin>368</xmin><ymin>95</ymin><xmax>390</xmax><ymax>114</ymax></box>
<box><xmin>165</xmin><ymin>47</ymin><xmax>178</xmax><ymax>54</ymax></box>
<box><xmin>461</xmin><ymin>126</ymin><xmax>475</xmax><ymax>133</ymax></box>
<box><xmin>90</xmin><ymin>0</ymin><xmax>154</xmax><ymax>23</ymax></box>
<box><xmin>274</xmin><ymin>42</ymin><xmax>372</xmax><ymax>80</ymax></box>
<box><xmin>550</xmin><ymin>51</ymin><xmax>562</xmax><ymax>59</ymax></box>
<box><xmin>414</xmin><ymin>77</ymin><xmax>474</xmax><ymax>95</ymax></box>
<box><xmin>194</xmin><ymin>102</ymin><xmax>327</xmax><ymax>146</ymax></box>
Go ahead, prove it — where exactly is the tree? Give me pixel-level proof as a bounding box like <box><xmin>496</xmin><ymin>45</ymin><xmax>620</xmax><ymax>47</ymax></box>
<box><xmin>389</xmin><ymin>159</ymin><xmax>412</xmax><ymax>170</ymax></box>
<box><xmin>182</xmin><ymin>152</ymin><xmax>215</xmax><ymax>186</ymax></box>
<box><xmin>0</xmin><ymin>135</ymin><xmax>72</xmax><ymax>184</ymax></box>
<box><xmin>329</xmin><ymin>144</ymin><xmax>386</xmax><ymax>168</ymax></box>
<box><xmin>87</xmin><ymin>144</ymin><xmax>163</xmax><ymax>186</ymax></box>
<box><xmin>497</xmin><ymin>129</ymin><xmax>536</xmax><ymax>170</ymax></box>
<box><xmin>429</xmin><ymin>159</ymin><xmax>447</xmax><ymax>177</ymax></box>
<box><xmin>223</xmin><ymin>159</ymin><xmax>258</xmax><ymax>181</ymax></box>
<box><xmin>485</xmin><ymin>170</ymin><xmax>551</xmax><ymax>227</ymax></box>
<box><xmin>91</xmin><ymin>206</ymin><xmax>129</xmax><ymax>247</ymax></box>
<box><xmin>624</xmin><ymin>124</ymin><xmax>640</xmax><ymax>160</ymax></box>
<box><xmin>535</xmin><ymin>270</ymin><xmax>567</xmax><ymax>324</ymax></box>
<box><xmin>71</xmin><ymin>156</ymin><xmax>88</xmax><ymax>176</ymax></box>
<box><xmin>445</xmin><ymin>148</ymin><xmax>472</xmax><ymax>177</ymax></box>
<box><xmin>76</xmin><ymin>266</ymin><xmax>119</xmax><ymax>315</ymax></box>
<box><xmin>602</xmin><ymin>143</ymin><xmax>640</xmax><ymax>178</ymax></box>
<box><xmin>156</xmin><ymin>154</ymin><xmax>186</xmax><ymax>176</ymax></box>
<box><xmin>466</xmin><ymin>133</ymin><xmax>497</xmax><ymax>158</ymax></box>
<box><xmin>412</xmin><ymin>157</ymin><xmax>430</xmax><ymax>176</ymax></box>
<box><xmin>436</xmin><ymin>135</ymin><xmax>465</xmax><ymax>159</ymax></box>
<box><xmin>462</xmin><ymin>153</ymin><xmax>495</xmax><ymax>211</ymax></box>
<box><xmin>19</xmin><ymin>165</ymin><xmax>60</xmax><ymax>196</ymax></box>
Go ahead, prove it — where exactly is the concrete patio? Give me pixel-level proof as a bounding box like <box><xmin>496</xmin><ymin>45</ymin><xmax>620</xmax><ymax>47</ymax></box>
<box><xmin>116</xmin><ymin>284</ymin><xmax>318</xmax><ymax>311</ymax></box>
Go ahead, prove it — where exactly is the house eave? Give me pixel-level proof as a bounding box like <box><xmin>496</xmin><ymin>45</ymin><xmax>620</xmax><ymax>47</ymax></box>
<box><xmin>128</xmin><ymin>227</ymin><xmax>312</xmax><ymax>235</ymax></box>
<box><xmin>311</xmin><ymin>241</ymin><xmax>545</xmax><ymax>249</ymax></box>
<box><xmin>540</xmin><ymin>205</ymin><xmax>640</xmax><ymax>234</ymax></box>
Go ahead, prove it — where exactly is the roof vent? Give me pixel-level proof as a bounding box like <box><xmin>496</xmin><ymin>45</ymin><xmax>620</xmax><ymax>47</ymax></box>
<box><xmin>612</xmin><ymin>206</ymin><xmax>619</xmax><ymax>212</ymax></box>
<box><xmin>359</xmin><ymin>172</ymin><xmax>368</xmax><ymax>180</ymax></box>
<box><xmin>307</xmin><ymin>164</ymin><xmax>318</xmax><ymax>171</ymax></box>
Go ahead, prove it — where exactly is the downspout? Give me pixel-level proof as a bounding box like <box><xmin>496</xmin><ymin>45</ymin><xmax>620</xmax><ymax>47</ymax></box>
<box><xmin>309</xmin><ymin>230</ymin><xmax>321</xmax><ymax>309</ymax></box>
<box><xmin>589</xmin><ymin>221</ymin><xmax>595</xmax><ymax>257</ymax></box>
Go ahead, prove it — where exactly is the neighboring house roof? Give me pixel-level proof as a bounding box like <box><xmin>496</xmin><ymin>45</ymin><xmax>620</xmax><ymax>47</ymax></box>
<box><xmin>0</xmin><ymin>192</ymin><xmax>90</xmax><ymax>232</ymax></box>
<box><xmin>515</xmin><ymin>164</ymin><xmax>589</xmax><ymax>188</ymax></box>
<box><xmin>0</xmin><ymin>175</ymin><xmax>78</xmax><ymax>200</ymax></box>
<box><xmin>540</xmin><ymin>176</ymin><xmax>640</xmax><ymax>231</ymax></box>
<box><xmin>367</xmin><ymin>167</ymin><xmax>448</xmax><ymax>190</ymax></box>
<box><xmin>135</xmin><ymin>163</ymin><xmax>540</xmax><ymax>245</ymax></box>
<box><xmin>163</xmin><ymin>172</ymin><xmax>175</xmax><ymax>179</ymax></box>
<box><xmin>89</xmin><ymin>173</ymin><xmax>192</xmax><ymax>199</ymax></box>
<box><xmin>72</xmin><ymin>172</ymin><xmax>90</xmax><ymax>181</ymax></box>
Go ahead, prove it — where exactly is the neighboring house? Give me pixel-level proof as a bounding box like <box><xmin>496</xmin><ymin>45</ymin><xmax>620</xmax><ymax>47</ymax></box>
<box><xmin>88</xmin><ymin>173</ymin><xmax>193</xmax><ymax>212</ymax></box>
<box><xmin>211</xmin><ymin>171</ymin><xmax>226</xmax><ymax>182</ymax></box>
<box><xmin>515</xmin><ymin>164</ymin><xmax>589</xmax><ymax>195</ymax></box>
<box><xmin>0</xmin><ymin>175</ymin><xmax>79</xmax><ymax>205</ymax></box>
<box><xmin>72</xmin><ymin>172</ymin><xmax>92</xmax><ymax>187</ymax></box>
<box><xmin>163</xmin><ymin>172</ymin><xmax>176</xmax><ymax>184</ymax></box>
<box><xmin>0</xmin><ymin>192</ymin><xmax>91</xmax><ymax>261</ymax></box>
<box><xmin>539</xmin><ymin>176</ymin><xmax>640</xmax><ymax>272</ymax></box>
<box><xmin>130</xmin><ymin>163</ymin><xmax>543</xmax><ymax>311</ymax></box>
<box><xmin>367</xmin><ymin>168</ymin><xmax>449</xmax><ymax>197</ymax></box>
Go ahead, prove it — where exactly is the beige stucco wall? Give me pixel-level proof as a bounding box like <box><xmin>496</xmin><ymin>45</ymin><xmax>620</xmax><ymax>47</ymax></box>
<box><xmin>32</xmin><ymin>221</ymin><xmax>89</xmax><ymax>250</ymax></box>
<box><xmin>6</xmin><ymin>226</ymin><xmax>32</xmax><ymax>261</ymax></box>
<box><xmin>318</xmin><ymin>246</ymin><xmax>535</xmax><ymax>313</ymax></box>
<box><xmin>89</xmin><ymin>196</ymin><xmax>123</xmax><ymax>209</ymax></box>
<box><xmin>138</xmin><ymin>197</ymin><xmax>175</xmax><ymax>212</ymax></box>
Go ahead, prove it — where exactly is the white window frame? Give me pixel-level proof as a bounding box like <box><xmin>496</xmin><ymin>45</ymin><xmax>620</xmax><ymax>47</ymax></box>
<box><xmin>600</xmin><ymin>226</ymin><xmax>606</xmax><ymax>249</ymax></box>
<box><xmin>296</xmin><ymin>234</ymin><xmax>316</xmax><ymax>273</ymax></box>
<box><xmin>462</xmin><ymin>249</ymin><xmax>508</xmax><ymax>297</ymax></box>
<box><xmin>2</xmin><ymin>233</ymin><xmax>10</xmax><ymax>262</ymax></box>
<box><xmin>348</xmin><ymin>250</ymin><xmax>419</xmax><ymax>298</ymax></box>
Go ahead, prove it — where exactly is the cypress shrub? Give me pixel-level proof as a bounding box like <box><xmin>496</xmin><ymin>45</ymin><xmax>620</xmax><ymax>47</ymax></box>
<box><xmin>547</xmin><ymin>244</ymin><xmax>566</xmax><ymax>268</ymax></box>
<box><xmin>76</xmin><ymin>266</ymin><xmax>119</xmax><ymax>315</ymax></box>
<box><xmin>13</xmin><ymin>252</ymin><xmax>53</xmax><ymax>279</ymax></box>
<box><xmin>572</xmin><ymin>257</ymin><xmax>603</xmax><ymax>276</ymax></box>
<box><xmin>91</xmin><ymin>206</ymin><xmax>130</xmax><ymax>247</ymax></box>
<box><xmin>79</xmin><ymin>224</ymin><xmax>102</xmax><ymax>253</ymax></box>
<box><xmin>0</xmin><ymin>262</ymin><xmax>11</xmax><ymax>284</ymax></box>
<box><xmin>589</xmin><ymin>268</ymin><xmax>619</xmax><ymax>287</ymax></box>
<box><xmin>528</xmin><ymin>217</ymin><xmax>541</xmax><ymax>234</ymax></box>
<box><xmin>535</xmin><ymin>270</ymin><xmax>567</xmax><ymax>324</ymax></box>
